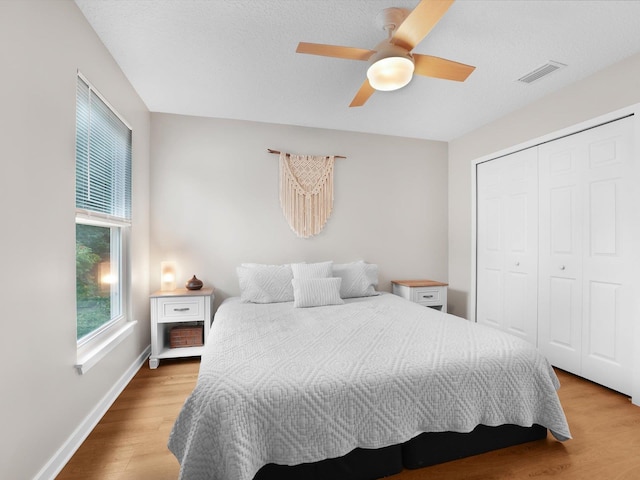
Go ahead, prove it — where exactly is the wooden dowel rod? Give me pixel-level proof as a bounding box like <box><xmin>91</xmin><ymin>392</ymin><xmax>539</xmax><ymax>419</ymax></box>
<box><xmin>267</xmin><ymin>148</ymin><xmax>346</xmax><ymax>159</ymax></box>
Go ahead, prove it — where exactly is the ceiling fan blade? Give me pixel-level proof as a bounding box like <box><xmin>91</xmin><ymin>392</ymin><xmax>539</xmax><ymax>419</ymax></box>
<box><xmin>391</xmin><ymin>0</ymin><xmax>455</xmax><ymax>51</ymax></box>
<box><xmin>296</xmin><ymin>42</ymin><xmax>375</xmax><ymax>61</ymax></box>
<box><xmin>413</xmin><ymin>54</ymin><xmax>475</xmax><ymax>81</ymax></box>
<box><xmin>349</xmin><ymin>79</ymin><xmax>376</xmax><ymax>107</ymax></box>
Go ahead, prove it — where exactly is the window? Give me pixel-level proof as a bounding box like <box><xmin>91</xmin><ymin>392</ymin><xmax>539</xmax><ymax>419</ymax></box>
<box><xmin>75</xmin><ymin>73</ymin><xmax>131</xmax><ymax>348</ymax></box>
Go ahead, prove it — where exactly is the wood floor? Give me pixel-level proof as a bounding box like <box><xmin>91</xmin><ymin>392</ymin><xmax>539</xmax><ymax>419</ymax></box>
<box><xmin>57</xmin><ymin>358</ymin><xmax>640</xmax><ymax>480</ymax></box>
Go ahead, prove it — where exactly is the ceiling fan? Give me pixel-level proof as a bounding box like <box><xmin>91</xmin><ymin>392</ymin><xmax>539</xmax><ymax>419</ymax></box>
<box><xmin>296</xmin><ymin>0</ymin><xmax>475</xmax><ymax>107</ymax></box>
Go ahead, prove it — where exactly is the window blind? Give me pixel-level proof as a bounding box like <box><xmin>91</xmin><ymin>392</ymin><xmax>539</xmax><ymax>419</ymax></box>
<box><xmin>76</xmin><ymin>76</ymin><xmax>131</xmax><ymax>221</ymax></box>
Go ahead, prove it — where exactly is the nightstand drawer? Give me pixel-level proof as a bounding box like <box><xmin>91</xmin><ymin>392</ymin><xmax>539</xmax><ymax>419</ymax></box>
<box><xmin>391</xmin><ymin>280</ymin><xmax>448</xmax><ymax>313</ymax></box>
<box><xmin>157</xmin><ymin>296</ymin><xmax>205</xmax><ymax>323</ymax></box>
<box><xmin>412</xmin><ymin>287</ymin><xmax>442</xmax><ymax>305</ymax></box>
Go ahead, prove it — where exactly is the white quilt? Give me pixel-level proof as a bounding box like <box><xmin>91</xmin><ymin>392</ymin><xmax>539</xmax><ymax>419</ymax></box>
<box><xmin>169</xmin><ymin>293</ymin><xmax>571</xmax><ymax>480</ymax></box>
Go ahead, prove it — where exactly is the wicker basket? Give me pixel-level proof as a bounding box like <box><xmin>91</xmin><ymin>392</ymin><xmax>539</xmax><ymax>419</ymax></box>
<box><xmin>170</xmin><ymin>325</ymin><xmax>204</xmax><ymax>348</ymax></box>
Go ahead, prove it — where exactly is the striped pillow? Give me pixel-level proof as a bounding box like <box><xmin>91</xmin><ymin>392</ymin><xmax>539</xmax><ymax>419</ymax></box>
<box><xmin>291</xmin><ymin>261</ymin><xmax>333</xmax><ymax>279</ymax></box>
<box><xmin>292</xmin><ymin>277</ymin><xmax>344</xmax><ymax>308</ymax></box>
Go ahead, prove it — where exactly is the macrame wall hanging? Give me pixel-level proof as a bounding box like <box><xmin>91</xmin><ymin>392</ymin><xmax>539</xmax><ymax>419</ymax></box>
<box><xmin>268</xmin><ymin>149</ymin><xmax>345</xmax><ymax>238</ymax></box>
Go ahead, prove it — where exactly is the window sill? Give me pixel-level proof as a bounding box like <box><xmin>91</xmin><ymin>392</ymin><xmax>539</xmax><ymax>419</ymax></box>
<box><xmin>75</xmin><ymin>321</ymin><xmax>137</xmax><ymax>375</ymax></box>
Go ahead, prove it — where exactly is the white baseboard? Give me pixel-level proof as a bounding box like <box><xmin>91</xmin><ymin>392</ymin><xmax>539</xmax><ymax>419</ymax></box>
<box><xmin>35</xmin><ymin>345</ymin><xmax>151</xmax><ymax>480</ymax></box>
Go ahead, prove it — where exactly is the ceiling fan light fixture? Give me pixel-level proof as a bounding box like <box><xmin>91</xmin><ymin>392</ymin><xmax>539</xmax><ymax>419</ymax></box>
<box><xmin>366</xmin><ymin>45</ymin><xmax>414</xmax><ymax>91</ymax></box>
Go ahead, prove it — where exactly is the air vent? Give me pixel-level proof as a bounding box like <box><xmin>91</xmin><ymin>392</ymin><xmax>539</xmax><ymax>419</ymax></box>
<box><xmin>517</xmin><ymin>61</ymin><xmax>566</xmax><ymax>84</ymax></box>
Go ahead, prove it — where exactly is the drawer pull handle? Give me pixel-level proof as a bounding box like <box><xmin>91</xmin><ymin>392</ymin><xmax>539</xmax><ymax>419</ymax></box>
<box><xmin>559</xmin><ymin>265</ymin><xmax>566</xmax><ymax>271</ymax></box>
<box><xmin>422</xmin><ymin>295</ymin><xmax>434</xmax><ymax>299</ymax></box>
<box><xmin>174</xmin><ymin>307</ymin><xmax>190</xmax><ymax>312</ymax></box>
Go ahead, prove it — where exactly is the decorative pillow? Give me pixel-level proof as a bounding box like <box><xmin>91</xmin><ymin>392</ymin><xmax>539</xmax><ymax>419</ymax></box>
<box><xmin>291</xmin><ymin>261</ymin><xmax>333</xmax><ymax>279</ymax></box>
<box><xmin>332</xmin><ymin>261</ymin><xmax>380</xmax><ymax>298</ymax></box>
<box><xmin>237</xmin><ymin>264</ymin><xmax>294</xmax><ymax>303</ymax></box>
<box><xmin>241</xmin><ymin>262</ymin><xmax>302</xmax><ymax>268</ymax></box>
<box><xmin>292</xmin><ymin>277</ymin><xmax>344</xmax><ymax>308</ymax></box>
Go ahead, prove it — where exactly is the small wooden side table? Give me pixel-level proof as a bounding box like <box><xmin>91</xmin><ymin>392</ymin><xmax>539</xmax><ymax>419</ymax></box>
<box><xmin>149</xmin><ymin>287</ymin><xmax>214</xmax><ymax>368</ymax></box>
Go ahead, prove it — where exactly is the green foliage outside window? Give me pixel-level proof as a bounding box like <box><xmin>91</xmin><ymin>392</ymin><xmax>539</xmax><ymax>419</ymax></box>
<box><xmin>76</xmin><ymin>224</ymin><xmax>112</xmax><ymax>339</ymax></box>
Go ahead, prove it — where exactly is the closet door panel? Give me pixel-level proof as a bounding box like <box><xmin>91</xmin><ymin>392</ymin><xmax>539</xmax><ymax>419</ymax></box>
<box><xmin>548</xmin><ymin>277</ymin><xmax>577</xmax><ymax>345</ymax></box>
<box><xmin>538</xmin><ymin>138</ymin><xmax>583</xmax><ymax>373</ymax></box>
<box><xmin>589</xmin><ymin>181</ymin><xmax>617</xmax><ymax>255</ymax></box>
<box><xmin>477</xmin><ymin>160</ymin><xmax>503</xmax><ymax>330</ymax></box>
<box><xmin>476</xmin><ymin>148</ymin><xmax>538</xmax><ymax>345</ymax></box>
<box><xmin>580</xmin><ymin>118</ymin><xmax>634</xmax><ymax>394</ymax></box>
<box><xmin>504</xmin><ymin>270</ymin><xmax>531</xmax><ymax>338</ymax></box>
<box><xmin>587</xmin><ymin>281</ymin><xmax>619</xmax><ymax>360</ymax></box>
<box><xmin>544</xmin><ymin>275</ymin><xmax>582</xmax><ymax>373</ymax></box>
<box><xmin>503</xmin><ymin>160</ymin><xmax>538</xmax><ymax>342</ymax></box>
<box><xmin>478</xmin><ymin>268</ymin><xmax>502</xmax><ymax>329</ymax></box>
<box><xmin>549</xmin><ymin>187</ymin><xmax>575</xmax><ymax>254</ymax></box>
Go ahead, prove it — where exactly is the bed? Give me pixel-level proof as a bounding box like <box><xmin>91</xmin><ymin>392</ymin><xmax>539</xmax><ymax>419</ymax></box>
<box><xmin>168</xmin><ymin>276</ymin><xmax>571</xmax><ymax>480</ymax></box>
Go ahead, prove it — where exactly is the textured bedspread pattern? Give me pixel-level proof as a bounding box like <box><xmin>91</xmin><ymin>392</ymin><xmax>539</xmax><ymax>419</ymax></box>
<box><xmin>169</xmin><ymin>293</ymin><xmax>571</xmax><ymax>480</ymax></box>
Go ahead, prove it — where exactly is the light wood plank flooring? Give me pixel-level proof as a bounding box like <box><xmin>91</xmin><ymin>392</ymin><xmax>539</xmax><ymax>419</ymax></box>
<box><xmin>57</xmin><ymin>359</ymin><xmax>640</xmax><ymax>480</ymax></box>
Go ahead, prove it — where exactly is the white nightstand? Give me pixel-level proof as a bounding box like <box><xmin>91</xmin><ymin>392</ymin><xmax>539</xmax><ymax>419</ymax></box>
<box><xmin>149</xmin><ymin>287</ymin><xmax>214</xmax><ymax>369</ymax></box>
<box><xmin>391</xmin><ymin>280</ymin><xmax>448</xmax><ymax>313</ymax></box>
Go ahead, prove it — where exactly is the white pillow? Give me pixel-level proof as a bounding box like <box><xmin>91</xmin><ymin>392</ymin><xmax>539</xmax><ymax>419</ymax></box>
<box><xmin>241</xmin><ymin>262</ymin><xmax>301</xmax><ymax>268</ymax></box>
<box><xmin>292</xmin><ymin>277</ymin><xmax>344</xmax><ymax>308</ymax></box>
<box><xmin>332</xmin><ymin>261</ymin><xmax>379</xmax><ymax>298</ymax></box>
<box><xmin>291</xmin><ymin>261</ymin><xmax>333</xmax><ymax>279</ymax></box>
<box><xmin>237</xmin><ymin>264</ymin><xmax>294</xmax><ymax>303</ymax></box>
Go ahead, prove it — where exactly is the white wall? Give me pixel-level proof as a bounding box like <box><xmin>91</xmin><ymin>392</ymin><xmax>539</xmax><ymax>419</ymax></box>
<box><xmin>0</xmin><ymin>2</ymin><xmax>150</xmax><ymax>478</ymax></box>
<box><xmin>150</xmin><ymin>113</ymin><xmax>448</xmax><ymax>309</ymax></box>
<box><xmin>448</xmin><ymin>51</ymin><xmax>640</xmax><ymax>319</ymax></box>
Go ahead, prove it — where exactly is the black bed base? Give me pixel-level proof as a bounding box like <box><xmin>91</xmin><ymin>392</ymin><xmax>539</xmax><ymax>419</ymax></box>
<box><xmin>254</xmin><ymin>424</ymin><xmax>547</xmax><ymax>480</ymax></box>
<box><xmin>255</xmin><ymin>443</ymin><xmax>403</xmax><ymax>480</ymax></box>
<box><xmin>402</xmin><ymin>424</ymin><xmax>547</xmax><ymax>469</ymax></box>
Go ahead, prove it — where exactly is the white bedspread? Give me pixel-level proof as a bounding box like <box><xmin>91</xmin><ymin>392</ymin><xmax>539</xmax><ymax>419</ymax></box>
<box><xmin>169</xmin><ymin>293</ymin><xmax>571</xmax><ymax>480</ymax></box>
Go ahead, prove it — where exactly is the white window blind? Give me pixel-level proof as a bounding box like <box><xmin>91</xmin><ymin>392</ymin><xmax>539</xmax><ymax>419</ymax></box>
<box><xmin>76</xmin><ymin>76</ymin><xmax>132</xmax><ymax>221</ymax></box>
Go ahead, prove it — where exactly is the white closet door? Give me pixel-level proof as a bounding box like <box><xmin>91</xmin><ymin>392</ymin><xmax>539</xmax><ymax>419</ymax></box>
<box><xmin>476</xmin><ymin>148</ymin><xmax>538</xmax><ymax>345</ymax></box>
<box><xmin>477</xmin><ymin>159</ymin><xmax>504</xmax><ymax>331</ymax></box>
<box><xmin>539</xmin><ymin>117</ymin><xmax>634</xmax><ymax>394</ymax></box>
<box><xmin>580</xmin><ymin>118</ymin><xmax>634</xmax><ymax>394</ymax></box>
<box><xmin>538</xmin><ymin>133</ymin><xmax>584</xmax><ymax>373</ymax></box>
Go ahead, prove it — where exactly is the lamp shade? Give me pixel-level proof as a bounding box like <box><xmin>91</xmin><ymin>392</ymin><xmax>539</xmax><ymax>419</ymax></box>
<box><xmin>160</xmin><ymin>261</ymin><xmax>177</xmax><ymax>291</ymax></box>
<box><xmin>366</xmin><ymin>44</ymin><xmax>415</xmax><ymax>91</ymax></box>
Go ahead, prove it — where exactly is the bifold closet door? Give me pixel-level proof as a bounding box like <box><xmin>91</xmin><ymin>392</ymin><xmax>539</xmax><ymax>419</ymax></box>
<box><xmin>476</xmin><ymin>148</ymin><xmax>538</xmax><ymax>345</ymax></box>
<box><xmin>538</xmin><ymin>116</ymin><xmax>634</xmax><ymax>395</ymax></box>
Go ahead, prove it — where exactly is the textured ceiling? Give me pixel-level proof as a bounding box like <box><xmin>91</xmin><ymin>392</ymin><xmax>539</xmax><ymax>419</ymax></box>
<box><xmin>75</xmin><ymin>0</ymin><xmax>640</xmax><ymax>141</ymax></box>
